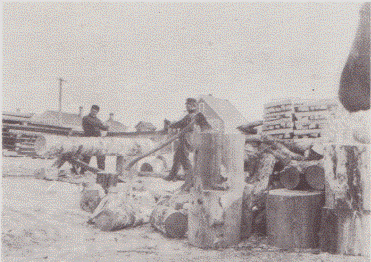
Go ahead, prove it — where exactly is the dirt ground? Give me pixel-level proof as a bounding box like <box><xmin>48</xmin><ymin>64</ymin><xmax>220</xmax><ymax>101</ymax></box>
<box><xmin>1</xmin><ymin>156</ymin><xmax>369</xmax><ymax>262</ymax></box>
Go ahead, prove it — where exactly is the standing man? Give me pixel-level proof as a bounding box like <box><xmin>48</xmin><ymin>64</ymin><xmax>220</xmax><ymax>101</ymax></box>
<box><xmin>164</xmin><ymin>98</ymin><xmax>212</xmax><ymax>182</ymax></box>
<box><xmin>80</xmin><ymin>105</ymin><xmax>109</xmax><ymax>174</ymax></box>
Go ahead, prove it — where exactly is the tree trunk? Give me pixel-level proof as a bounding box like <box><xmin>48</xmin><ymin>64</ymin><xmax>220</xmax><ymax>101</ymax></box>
<box><xmin>319</xmin><ymin>207</ymin><xmax>370</xmax><ymax>257</ymax></box>
<box><xmin>323</xmin><ymin>144</ymin><xmax>370</xmax><ymax>210</ymax></box>
<box><xmin>187</xmin><ymin>133</ymin><xmax>245</xmax><ymax>248</ymax></box>
<box><xmin>34</xmin><ymin>134</ymin><xmax>155</xmax><ymax>159</ymax></box>
<box><xmin>267</xmin><ymin>189</ymin><xmax>325</xmax><ymax>249</ymax></box>
<box><xmin>188</xmin><ymin>189</ymin><xmax>243</xmax><ymax>249</ymax></box>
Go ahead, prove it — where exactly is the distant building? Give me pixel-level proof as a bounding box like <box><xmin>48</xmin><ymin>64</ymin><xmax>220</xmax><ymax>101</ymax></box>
<box><xmin>105</xmin><ymin>113</ymin><xmax>128</xmax><ymax>132</ymax></box>
<box><xmin>31</xmin><ymin>107</ymin><xmax>84</xmax><ymax>131</ymax></box>
<box><xmin>2</xmin><ymin>111</ymin><xmax>34</xmax><ymax>125</ymax></box>
<box><xmin>197</xmin><ymin>94</ymin><xmax>247</xmax><ymax>134</ymax></box>
<box><xmin>135</xmin><ymin>121</ymin><xmax>157</xmax><ymax>132</ymax></box>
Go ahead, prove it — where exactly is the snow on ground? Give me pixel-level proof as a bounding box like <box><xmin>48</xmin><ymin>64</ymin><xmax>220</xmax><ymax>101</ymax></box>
<box><xmin>1</xmin><ymin>156</ymin><xmax>369</xmax><ymax>261</ymax></box>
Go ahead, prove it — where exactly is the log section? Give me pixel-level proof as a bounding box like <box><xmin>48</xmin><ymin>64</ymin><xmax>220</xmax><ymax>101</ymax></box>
<box><xmin>34</xmin><ymin>134</ymin><xmax>154</xmax><ymax>159</ymax></box>
<box><xmin>267</xmin><ymin>189</ymin><xmax>324</xmax><ymax>249</ymax></box>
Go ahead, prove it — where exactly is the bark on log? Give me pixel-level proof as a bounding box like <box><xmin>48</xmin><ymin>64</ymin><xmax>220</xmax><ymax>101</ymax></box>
<box><xmin>188</xmin><ymin>188</ymin><xmax>243</xmax><ymax>249</ymax></box>
<box><xmin>222</xmin><ymin>134</ymin><xmax>245</xmax><ymax>189</ymax></box>
<box><xmin>80</xmin><ymin>184</ymin><xmax>106</xmax><ymax>213</ymax></box>
<box><xmin>150</xmin><ymin>193</ymin><xmax>191</xmax><ymax>238</ymax></box>
<box><xmin>192</xmin><ymin>133</ymin><xmax>223</xmax><ymax>190</ymax></box>
<box><xmin>187</xmin><ymin>133</ymin><xmax>245</xmax><ymax>248</ymax></box>
<box><xmin>88</xmin><ymin>191</ymin><xmax>156</xmax><ymax>231</ymax></box>
<box><xmin>34</xmin><ymin>134</ymin><xmax>155</xmax><ymax>159</ymax></box>
<box><xmin>324</xmin><ymin>144</ymin><xmax>370</xmax><ymax>210</ymax></box>
<box><xmin>267</xmin><ymin>189</ymin><xmax>325</xmax><ymax>249</ymax></box>
<box><xmin>319</xmin><ymin>208</ymin><xmax>371</xmax><ymax>257</ymax></box>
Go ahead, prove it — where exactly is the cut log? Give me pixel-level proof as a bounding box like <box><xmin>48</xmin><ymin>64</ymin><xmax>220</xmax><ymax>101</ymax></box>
<box><xmin>150</xmin><ymin>193</ymin><xmax>191</xmax><ymax>238</ymax></box>
<box><xmin>267</xmin><ymin>189</ymin><xmax>325</xmax><ymax>249</ymax></box>
<box><xmin>89</xmin><ymin>191</ymin><xmax>156</xmax><ymax>231</ymax></box>
<box><xmin>34</xmin><ymin>134</ymin><xmax>155</xmax><ymax>159</ymax></box>
<box><xmin>80</xmin><ymin>184</ymin><xmax>105</xmax><ymax>213</ymax></box>
<box><xmin>279</xmin><ymin>160</ymin><xmax>321</xmax><ymax>190</ymax></box>
<box><xmin>324</xmin><ymin>144</ymin><xmax>370</xmax><ymax>210</ymax></box>
<box><xmin>150</xmin><ymin>205</ymin><xmax>188</xmax><ymax>238</ymax></box>
<box><xmin>319</xmin><ymin>207</ymin><xmax>371</xmax><ymax>257</ymax></box>
<box><xmin>304</xmin><ymin>164</ymin><xmax>325</xmax><ymax>190</ymax></box>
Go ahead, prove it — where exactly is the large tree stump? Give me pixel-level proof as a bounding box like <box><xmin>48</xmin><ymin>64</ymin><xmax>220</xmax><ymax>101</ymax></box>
<box><xmin>267</xmin><ymin>189</ymin><xmax>324</xmax><ymax>249</ymax></box>
<box><xmin>187</xmin><ymin>133</ymin><xmax>244</xmax><ymax>248</ymax></box>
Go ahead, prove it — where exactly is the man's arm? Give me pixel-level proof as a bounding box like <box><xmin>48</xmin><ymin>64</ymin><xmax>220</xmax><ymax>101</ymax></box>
<box><xmin>169</xmin><ymin>115</ymin><xmax>189</xmax><ymax>129</ymax></box>
<box><xmin>195</xmin><ymin>112</ymin><xmax>212</xmax><ymax>132</ymax></box>
<box><xmin>83</xmin><ymin>116</ymin><xmax>109</xmax><ymax>131</ymax></box>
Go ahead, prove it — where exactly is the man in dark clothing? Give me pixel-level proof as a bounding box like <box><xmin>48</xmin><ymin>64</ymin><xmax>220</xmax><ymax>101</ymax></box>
<box><xmin>80</xmin><ymin>105</ymin><xmax>109</xmax><ymax>174</ymax></box>
<box><xmin>164</xmin><ymin>98</ymin><xmax>212</xmax><ymax>182</ymax></box>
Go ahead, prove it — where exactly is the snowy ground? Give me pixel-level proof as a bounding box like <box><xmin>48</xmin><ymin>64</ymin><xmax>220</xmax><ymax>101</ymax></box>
<box><xmin>1</xmin><ymin>156</ymin><xmax>369</xmax><ymax>262</ymax></box>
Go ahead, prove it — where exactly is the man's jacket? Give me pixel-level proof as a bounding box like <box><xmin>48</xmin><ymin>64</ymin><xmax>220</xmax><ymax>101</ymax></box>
<box><xmin>170</xmin><ymin>111</ymin><xmax>212</xmax><ymax>152</ymax></box>
<box><xmin>82</xmin><ymin>114</ymin><xmax>109</xmax><ymax>137</ymax></box>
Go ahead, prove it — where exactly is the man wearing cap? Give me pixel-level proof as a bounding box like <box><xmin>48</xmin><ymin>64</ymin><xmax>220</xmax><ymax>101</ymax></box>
<box><xmin>80</xmin><ymin>105</ymin><xmax>109</xmax><ymax>174</ymax></box>
<box><xmin>164</xmin><ymin>98</ymin><xmax>212</xmax><ymax>182</ymax></box>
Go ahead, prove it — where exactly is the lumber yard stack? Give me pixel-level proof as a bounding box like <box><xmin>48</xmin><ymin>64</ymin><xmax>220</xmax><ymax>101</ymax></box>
<box><xmin>262</xmin><ymin>98</ymin><xmax>339</xmax><ymax>140</ymax></box>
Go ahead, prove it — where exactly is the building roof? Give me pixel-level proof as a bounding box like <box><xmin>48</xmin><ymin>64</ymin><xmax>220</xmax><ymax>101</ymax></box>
<box><xmin>135</xmin><ymin>121</ymin><xmax>157</xmax><ymax>132</ymax></box>
<box><xmin>198</xmin><ymin>94</ymin><xmax>247</xmax><ymax>133</ymax></box>
<box><xmin>31</xmin><ymin>110</ymin><xmax>83</xmax><ymax>131</ymax></box>
<box><xmin>105</xmin><ymin>119</ymin><xmax>129</xmax><ymax>132</ymax></box>
<box><xmin>3</xmin><ymin>111</ymin><xmax>34</xmax><ymax>119</ymax></box>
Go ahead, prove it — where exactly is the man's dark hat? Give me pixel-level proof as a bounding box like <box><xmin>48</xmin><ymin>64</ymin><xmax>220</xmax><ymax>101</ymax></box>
<box><xmin>186</xmin><ymin>98</ymin><xmax>197</xmax><ymax>104</ymax></box>
<box><xmin>91</xmin><ymin>105</ymin><xmax>100</xmax><ymax>111</ymax></box>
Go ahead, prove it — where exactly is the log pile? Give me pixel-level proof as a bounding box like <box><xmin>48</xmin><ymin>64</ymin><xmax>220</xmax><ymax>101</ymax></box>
<box><xmin>241</xmin><ymin>134</ymin><xmax>325</xmax><ymax>241</ymax></box>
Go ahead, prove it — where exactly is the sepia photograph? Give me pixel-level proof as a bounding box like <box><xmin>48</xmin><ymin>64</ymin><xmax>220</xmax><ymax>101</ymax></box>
<box><xmin>2</xmin><ymin>2</ymin><xmax>370</xmax><ymax>261</ymax></box>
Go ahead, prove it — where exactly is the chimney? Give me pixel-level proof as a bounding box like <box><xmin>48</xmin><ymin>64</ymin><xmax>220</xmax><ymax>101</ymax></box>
<box><xmin>78</xmin><ymin>106</ymin><xmax>83</xmax><ymax>117</ymax></box>
<box><xmin>109</xmin><ymin>113</ymin><xmax>114</xmax><ymax>121</ymax></box>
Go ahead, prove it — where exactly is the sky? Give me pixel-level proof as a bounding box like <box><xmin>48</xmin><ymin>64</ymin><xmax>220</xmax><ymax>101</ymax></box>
<box><xmin>2</xmin><ymin>2</ymin><xmax>362</xmax><ymax>129</ymax></box>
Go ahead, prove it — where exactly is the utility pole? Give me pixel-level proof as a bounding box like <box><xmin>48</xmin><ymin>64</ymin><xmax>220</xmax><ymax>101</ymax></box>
<box><xmin>58</xmin><ymin>77</ymin><xmax>66</xmax><ymax>112</ymax></box>
<box><xmin>58</xmin><ymin>78</ymin><xmax>66</xmax><ymax>126</ymax></box>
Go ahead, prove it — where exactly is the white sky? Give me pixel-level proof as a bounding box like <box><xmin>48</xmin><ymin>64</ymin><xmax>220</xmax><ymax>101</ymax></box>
<box><xmin>2</xmin><ymin>2</ymin><xmax>362</xmax><ymax>128</ymax></box>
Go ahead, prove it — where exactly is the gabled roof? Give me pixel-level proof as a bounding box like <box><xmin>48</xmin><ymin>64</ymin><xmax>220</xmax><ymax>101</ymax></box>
<box><xmin>135</xmin><ymin>121</ymin><xmax>157</xmax><ymax>132</ymax></box>
<box><xmin>2</xmin><ymin>111</ymin><xmax>34</xmax><ymax>119</ymax></box>
<box><xmin>105</xmin><ymin>119</ymin><xmax>129</xmax><ymax>132</ymax></box>
<box><xmin>198</xmin><ymin>95</ymin><xmax>247</xmax><ymax>133</ymax></box>
<box><xmin>31</xmin><ymin>110</ymin><xmax>83</xmax><ymax>131</ymax></box>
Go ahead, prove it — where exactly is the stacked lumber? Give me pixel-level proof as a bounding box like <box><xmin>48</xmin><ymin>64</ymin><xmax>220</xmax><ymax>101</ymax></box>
<box><xmin>262</xmin><ymin>98</ymin><xmax>339</xmax><ymax>140</ymax></box>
